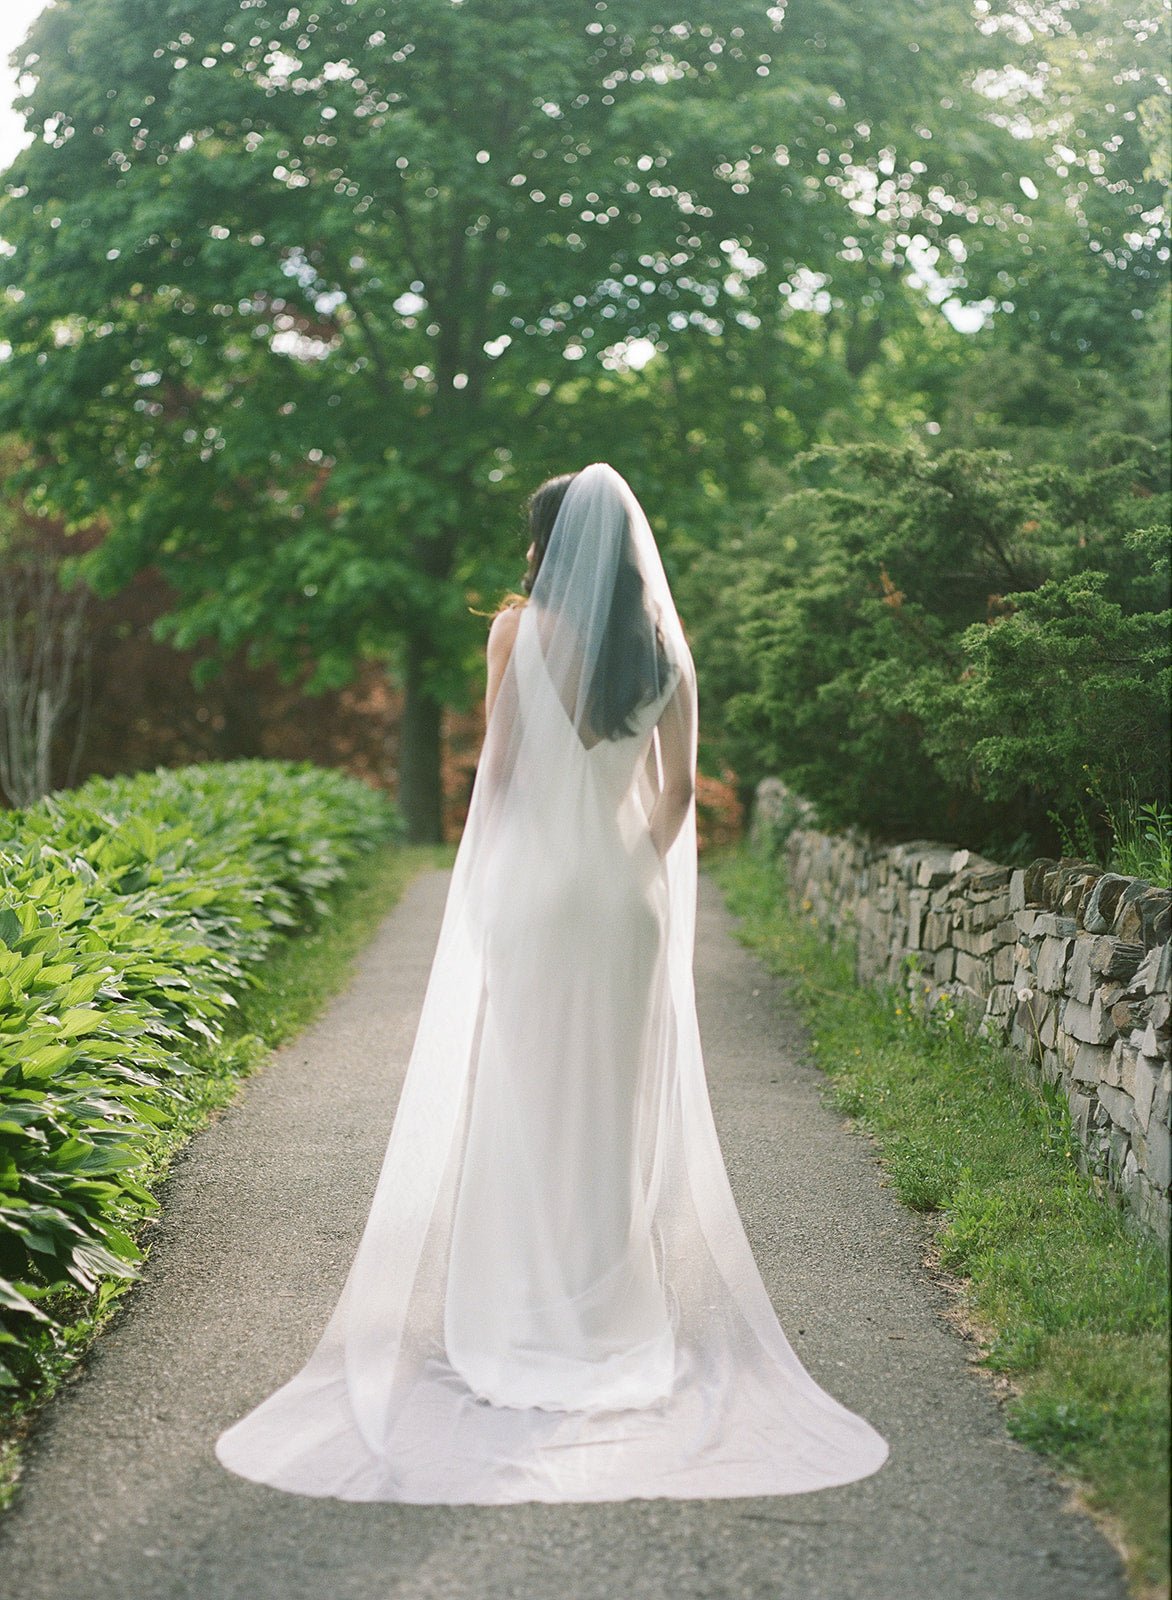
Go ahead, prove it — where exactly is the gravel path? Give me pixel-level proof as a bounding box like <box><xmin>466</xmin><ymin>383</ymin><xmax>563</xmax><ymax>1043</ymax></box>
<box><xmin>0</xmin><ymin>867</ymin><xmax>1127</xmax><ymax>1600</ymax></box>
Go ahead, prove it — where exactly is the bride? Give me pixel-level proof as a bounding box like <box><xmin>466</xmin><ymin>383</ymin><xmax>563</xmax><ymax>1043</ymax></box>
<box><xmin>215</xmin><ymin>462</ymin><xmax>889</xmax><ymax>1503</ymax></box>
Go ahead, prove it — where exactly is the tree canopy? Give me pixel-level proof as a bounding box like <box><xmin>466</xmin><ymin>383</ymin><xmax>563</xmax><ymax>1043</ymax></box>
<box><xmin>0</xmin><ymin>0</ymin><xmax>1166</xmax><ymax>838</ymax></box>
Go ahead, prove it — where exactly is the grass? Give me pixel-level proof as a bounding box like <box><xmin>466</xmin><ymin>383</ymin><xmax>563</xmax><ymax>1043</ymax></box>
<box><xmin>1049</xmin><ymin>777</ymin><xmax>1172</xmax><ymax>889</ymax></box>
<box><xmin>0</xmin><ymin>837</ymin><xmax>450</xmax><ymax>1513</ymax></box>
<box><xmin>710</xmin><ymin>842</ymin><xmax>1171</xmax><ymax>1600</ymax></box>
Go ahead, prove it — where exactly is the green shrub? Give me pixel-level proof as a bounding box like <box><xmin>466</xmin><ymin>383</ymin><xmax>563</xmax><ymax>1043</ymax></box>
<box><xmin>686</xmin><ymin>444</ymin><xmax>1170</xmax><ymax>861</ymax></box>
<box><xmin>0</xmin><ymin>760</ymin><xmax>401</xmax><ymax>1388</ymax></box>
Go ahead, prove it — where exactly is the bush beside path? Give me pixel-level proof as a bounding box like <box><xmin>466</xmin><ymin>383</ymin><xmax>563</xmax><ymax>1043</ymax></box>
<box><xmin>0</xmin><ymin>760</ymin><xmax>406</xmax><ymax>1478</ymax></box>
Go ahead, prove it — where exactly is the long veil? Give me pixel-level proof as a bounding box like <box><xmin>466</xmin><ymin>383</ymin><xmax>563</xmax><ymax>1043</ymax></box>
<box><xmin>215</xmin><ymin>462</ymin><xmax>889</xmax><ymax>1503</ymax></box>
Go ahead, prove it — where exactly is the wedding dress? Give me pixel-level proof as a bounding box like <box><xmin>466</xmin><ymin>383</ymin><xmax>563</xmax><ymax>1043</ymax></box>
<box><xmin>215</xmin><ymin>462</ymin><xmax>889</xmax><ymax>1503</ymax></box>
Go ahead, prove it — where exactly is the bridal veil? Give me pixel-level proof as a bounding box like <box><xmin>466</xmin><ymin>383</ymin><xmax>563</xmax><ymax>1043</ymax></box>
<box><xmin>215</xmin><ymin>462</ymin><xmax>889</xmax><ymax>1502</ymax></box>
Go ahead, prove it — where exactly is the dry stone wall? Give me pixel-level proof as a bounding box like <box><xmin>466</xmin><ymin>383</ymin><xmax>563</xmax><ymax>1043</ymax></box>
<box><xmin>752</xmin><ymin>778</ymin><xmax>1172</xmax><ymax>1241</ymax></box>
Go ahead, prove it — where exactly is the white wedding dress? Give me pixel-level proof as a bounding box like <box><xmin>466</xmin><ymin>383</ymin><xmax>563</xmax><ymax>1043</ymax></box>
<box><xmin>215</xmin><ymin>463</ymin><xmax>889</xmax><ymax>1503</ymax></box>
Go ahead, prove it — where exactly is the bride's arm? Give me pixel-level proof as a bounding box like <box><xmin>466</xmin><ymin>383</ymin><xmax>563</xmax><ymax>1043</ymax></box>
<box><xmin>485</xmin><ymin>605</ymin><xmax>522</xmax><ymax>723</ymax></box>
<box><xmin>472</xmin><ymin>605</ymin><xmax>522</xmax><ymax>805</ymax></box>
<box><xmin>647</xmin><ymin>673</ymin><xmax>695</xmax><ymax>859</ymax></box>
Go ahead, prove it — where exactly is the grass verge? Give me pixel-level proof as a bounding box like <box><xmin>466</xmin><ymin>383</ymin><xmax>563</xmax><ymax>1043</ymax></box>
<box><xmin>710</xmin><ymin>842</ymin><xmax>1171</xmax><ymax>1600</ymax></box>
<box><xmin>0</xmin><ymin>838</ymin><xmax>451</xmax><ymax>1513</ymax></box>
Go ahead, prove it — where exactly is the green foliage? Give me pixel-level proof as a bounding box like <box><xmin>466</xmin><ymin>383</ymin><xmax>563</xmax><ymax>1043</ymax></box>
<box><xmin>1051</xmin><ymin>781</ymin><xmax>1172</xmax><ymax>890</ymax></box>
<box><xmin>686</xmin><ymin>443</ymin><xmax>1170</xmax><ymax>859</ymax></box>
<box><xmin>907</xmin><ymin>534</ymin><xmax>1170</xmax><ymax>814</ymax></box>
<box><xmin>4</xmin><ymin>0</ymin><xmax>1148</xmax><ymax>839</ymax></box>
<box><xmin>936</xmin><ymin>307</ymin><xmax>1172</xmax><ymax>466</ymax></box>
<box><xmin>1108</xmin><ymin>801</ymin><xmax>1172</xmax><ymax>889</ymax></box>
<box><xmin>956</xmin><ymin>0</ymin><xmax>1171</xmax><ymax>372</ymax></box>
<box><xmin>0</xmin><ymin>760</ymin><xmax>400</xmax><ymax>1389</ymax></box>
<box><xmin>0</xmin><ymin>0</ymin><xmax>1164</xmax><ymax>841</ymax></box>
<box><xmin>714</xmin><ymin>844</ymin><xmax>1171</xmax><ymax>1593</ymax></box>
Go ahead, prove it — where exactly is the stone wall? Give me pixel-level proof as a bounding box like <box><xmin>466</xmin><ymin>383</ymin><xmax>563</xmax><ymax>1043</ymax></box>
<box><xmin>752</xmin><ymin>778</ymin><xmax>1172</xmax><ymax>1241</ymax></box>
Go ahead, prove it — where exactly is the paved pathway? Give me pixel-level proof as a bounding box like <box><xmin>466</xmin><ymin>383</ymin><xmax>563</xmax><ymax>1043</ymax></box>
<box><xmin>0</xmin><ymin>869</ymin><xmax>1127</xmax><ymax>1600</ymax></box>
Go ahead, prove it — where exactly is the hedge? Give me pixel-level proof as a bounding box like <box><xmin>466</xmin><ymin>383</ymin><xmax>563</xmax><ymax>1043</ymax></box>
<box><xmin>683</xmin><ymin>442</ymin><xmax>1170</xmax><ymax>862</ymax></box>
<box><xmin>0</xmin><ymin>759</ymin><xmax>401</xmax><ymax>1389</ymax></box>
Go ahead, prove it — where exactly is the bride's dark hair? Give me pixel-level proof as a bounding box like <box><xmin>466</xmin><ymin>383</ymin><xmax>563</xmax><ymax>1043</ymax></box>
<box><xmin>524</xmin><ymin>471</ymin><xmax>674</xmax><ymax>743</ymax></box>
<box><xmin>521</xmin><ymin>472</ymin><xmax>577</xmax><ymax>595</ymax></box>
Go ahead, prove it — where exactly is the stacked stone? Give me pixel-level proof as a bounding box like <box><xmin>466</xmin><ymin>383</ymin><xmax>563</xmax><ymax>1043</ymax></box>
<box><xmin>785</xmin><ymin>824</ymin><xmax>871</xmax><ymax>951</ymax></box>
<box><xmin>1007</xmin><ymin>860</ymin><xmax>1170</xmax><ymax>1238</ymax></box>
<box><xmin>787</xmin><ymin>827</ymin><xmax>1018</xmax><ymax>1018</ymax></box>
<box><xmin>892</xmin><ymin>846</ymin><xmax>1015</xmax><ymax>1016</ymax></box>
<box><xmin>748</xmin><ymin>776</ymin><xmax>819</xmax><ymax>857</ymax></box>
<box><xmin>771</xmin><ymin>778</ymin><xmax>1172</xmax><ymax>1241</ymax></box>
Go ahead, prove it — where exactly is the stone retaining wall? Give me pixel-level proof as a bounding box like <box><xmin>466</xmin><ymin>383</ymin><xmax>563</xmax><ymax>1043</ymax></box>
<box><xmin>752</xmin><ymin>778</ymin><xmax>1172</xmax><ymax>1240</ymax></box>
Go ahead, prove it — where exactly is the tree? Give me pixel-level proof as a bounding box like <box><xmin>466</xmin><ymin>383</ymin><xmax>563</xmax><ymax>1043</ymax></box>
<box><xmin>0</xmin><ymin>535</ymin><xmax>90</xmax><ymax>807</ymax></box>
<box><xmin>0</xmin><ymin>0</ymin><xmax>1055</xmax><ymax>837</ymax></box>
<box><xmin>963</xmin><ymin>0</ymin><xmax>1170</xmax><ymax>367</ymax></box>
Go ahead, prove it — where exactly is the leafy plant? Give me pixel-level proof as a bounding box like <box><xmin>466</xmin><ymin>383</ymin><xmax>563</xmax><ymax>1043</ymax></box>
<box><xmin>1106</xmin><ymin>797</ymin><xmax>1172</xmax><ymax>889</ymax></box>
<box><xmin>1049</xmin><ymin>771</ymin><xmax>1172</xmax><ymax>888</ymax></box>
<box><xmin>0</xmin><ymin>759</ymin><xmax>400</xmax><ymax>1388</ymax></box>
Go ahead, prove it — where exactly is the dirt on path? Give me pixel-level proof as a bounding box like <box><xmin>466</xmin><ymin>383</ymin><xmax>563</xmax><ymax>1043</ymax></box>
<box><xmin>0</xmin><ymin>868</ymin><xmax>1127</xmax><ymax>1600</ymax></box>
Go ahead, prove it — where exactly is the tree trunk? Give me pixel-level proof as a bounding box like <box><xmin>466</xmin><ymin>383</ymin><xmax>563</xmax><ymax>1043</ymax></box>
<box><xmin>217</xmin><ymin>674</ymin><xmax>264</xmax><ymax>761</ymax></box>
<box><xmin>399</xmin><ymin>632</ymin><xmax>444</xmax><ymax>843</ymax></box>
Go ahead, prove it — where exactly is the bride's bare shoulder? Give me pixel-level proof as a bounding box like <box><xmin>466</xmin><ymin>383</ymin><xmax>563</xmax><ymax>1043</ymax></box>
<box><xmin>487</xmin><ymin>602</ymin><xmax>524</xmax><ymax>659</ymax></box>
